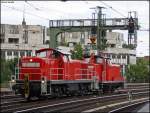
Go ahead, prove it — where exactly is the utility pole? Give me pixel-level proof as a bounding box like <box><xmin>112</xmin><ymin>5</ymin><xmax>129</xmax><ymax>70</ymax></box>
<box><xmin>15</xmin><ymin>44</ymin><xmax>19</xmax><ymax>80</ymax></box>
<box><xmin>96</xmin><ymin>6</ymin><xmax>106</xmax><ymax>54</ymax></box>
<box><xmin>22</xmin><ymin>3</ymin><xmax>28</xmax><ymax>44</ymax></box>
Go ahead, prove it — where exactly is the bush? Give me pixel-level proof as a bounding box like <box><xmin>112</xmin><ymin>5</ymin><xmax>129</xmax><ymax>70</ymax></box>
<box><xmin>0</xmin><ymin>58</ymin><xmax>18</xmax><ymax>84</ymax></box>
<box><xmin>71</xmin><ymin>43</ymin><xmax>83</xmax><ymax>60</ymax></box>
<box><xmin>126</xmin><ymin>58</ymin><xmax>149</xmax><ymax>83</ymax></box>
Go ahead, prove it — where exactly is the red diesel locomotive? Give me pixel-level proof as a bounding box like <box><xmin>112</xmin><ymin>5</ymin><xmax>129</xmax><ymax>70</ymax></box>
<box><xmin>12</xmin><ymin>48</ymin><xmax>124</xmax><ymax>100</ymax></box>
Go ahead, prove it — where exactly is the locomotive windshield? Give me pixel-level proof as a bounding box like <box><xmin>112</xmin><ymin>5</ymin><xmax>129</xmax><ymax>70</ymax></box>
<box><xmin>85</xmin><ymin>58</ymin><xmax>90</xmax><ymax>63</ymax></box>
<box><xmin>96</xmin><ymin>58</ymin><xmax>103</xmax><ymax>63</ymax></box>
<box><xmin>37</xmin><ymin>51</ymin><xmax>47</xmax><ymax>58</ymax></box>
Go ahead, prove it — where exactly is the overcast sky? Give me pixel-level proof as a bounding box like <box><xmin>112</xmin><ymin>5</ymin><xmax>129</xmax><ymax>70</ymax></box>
<box><xmin>1</xmin><ymin>1</ymin><xmax>149</xmax><ymax>57</ymax></box>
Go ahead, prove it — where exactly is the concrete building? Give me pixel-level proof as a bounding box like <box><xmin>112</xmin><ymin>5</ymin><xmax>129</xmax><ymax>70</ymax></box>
<box><xmin>57</xmin><ymin>31</ymin><xmax>136</xmax><ymax>65</ymax></box>
<box><xmin>0</xmin><ymin>23</ymin><xmax>49</xmax><ymax>60</ymax></box>
<box><xmin>0</xmin><ymin>21</ymin><xmax>136</xmax><ymax>65</ymax></box>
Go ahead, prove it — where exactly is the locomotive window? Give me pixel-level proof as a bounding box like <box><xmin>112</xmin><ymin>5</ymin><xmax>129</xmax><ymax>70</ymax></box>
<box><xmin>63</xmin><ymin>55</ymin><xmax>69</xmax><ymax>62</ymax></box>
<box><xmin>107</xmin><ymin>59</ymin><xmax>112</xmax><ymax>65</ymax></box>
<box><xmin>37</xmin><ymin>51</ymin><xmax>46</xmax><ymax>58</ymax></box>
<box><xmin>51</xmin><ymin>51</ymin><xmax>60</xmax><ymax>59</ymax></box>
<box><xmin>96</xmin><ymin>58</ymin><xmax>103</xmax><ymax>63</ymax></box>
<box><xmin>85</xmin><ymin>58</ymin><xmax>90</xmax><ymax>63</ymax></box>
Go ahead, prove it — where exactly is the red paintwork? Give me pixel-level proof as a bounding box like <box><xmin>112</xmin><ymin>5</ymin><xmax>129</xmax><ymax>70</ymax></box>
<box><xmin>18</xmin><ymin>48</ymin><xmax>124</xmax><ymax>83</ymax></box>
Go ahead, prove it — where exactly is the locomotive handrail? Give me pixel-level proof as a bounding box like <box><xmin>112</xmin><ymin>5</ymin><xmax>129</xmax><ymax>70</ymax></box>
<box><xmin>50</xmin><ymin>68</ymin><xmax>65</xmax><ymax>80</ymax></box>
<box><xmin>75</xmin><ymin>68</ymin><xmax>98</xmax><ymax>80</ymax></box>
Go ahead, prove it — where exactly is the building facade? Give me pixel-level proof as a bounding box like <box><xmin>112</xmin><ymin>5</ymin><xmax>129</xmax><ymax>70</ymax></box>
<box><xmin>0</xmin><ymin>24</ymin><xmax>49</xmax><ymax>60</ymax></box>
<box><xmin>0</xmin><ymin>23</ymin><xmax>136</xmax><ymax>65</ymax></box>
<box><xmin>57</xmin><ymin>31</ymin><xmax>136</xmax><ymax>65</ymax></box>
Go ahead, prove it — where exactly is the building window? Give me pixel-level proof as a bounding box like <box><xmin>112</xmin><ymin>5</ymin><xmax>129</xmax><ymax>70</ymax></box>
<box><xmin>1</xmin><ymin>25</ymin><xmax>5</xmax><ymax>33</ymax></box>
<box><xmin>14</xmin><ymin>51</ymin><xmax>18</xmax><ymax>56</ymax></box>
<box><xmin>7</xmin><ymin>51</ymin><xmax>12</xmax><ymax>56</ymax></box>
<box><xmin>107</xmin><ymin>54</ymin><xmax>110</xmax><ymax>58</ymax></box>
<box><xmin>117</xmin><ymin>54</ymin><xmax>121</xmax><ymax>59</ymax></box>
<box><xmin>20</xmin><ymin>51</ymin><xmax>25</xmax><ymax>57</ymax></box>
<box><xmin>9</xmin><ymin>29</ymin><xmax>19</xmax><ymax>34</ymax></box>
<box><xmin>1</xmin><ymin>50</ymin><xmax>5</xmax><ymax>58</ymax></box>
<box><xmin>27</xmin><ymin>51</ymin><xmax>31</xmax><ymax>56</ymax></box>
<box><xmin>122</xmin><ymin>54</ymin><xmax>126</xmax><ymax>59</ymax></box>
<box><xmin>8</xmin><ymin>38</ymin><xmax>19</xmax><ymax>44</ymax></box>
<box><xmin>112</xmin><ymin>54</ymin><xmax>116</xmax><ymax>59</ymax></box>
<box><xmin>9</xmin><ymin>25</ymin><xmax>19</xmax><ymax>34</ymax></box>
<box><xmin>110</xmin><ymin>44</ymin><xmax>115</xmax><ymax>48</ymax></box>
<box><xmin>0</xmin><ymin>38</ymin><xmax>4</xmax><ymax>43</ymax></box>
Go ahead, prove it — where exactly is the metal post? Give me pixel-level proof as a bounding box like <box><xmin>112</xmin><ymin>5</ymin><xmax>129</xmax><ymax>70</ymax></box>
<box><xmin>128</xmin><ymin>90</ymin><xmax>132</xmax><ymax>102</ymax></box>
<box><xmin>15</xmin><ymin>44</ymin><xmax>19</xmax><ymax>80</ymax></box>
<box><xmin>97</xmin><ymin>6</ymin><xmax>105</xmax><ymax>53</ymax></box>
<box><xmin>32</xmin><ymin>45</ymin><xmax>36</xmax><ymax>56</ymax></box>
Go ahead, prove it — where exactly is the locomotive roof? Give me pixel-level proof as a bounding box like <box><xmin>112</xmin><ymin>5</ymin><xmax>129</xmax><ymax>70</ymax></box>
<box><xmin>36</xmin><ymin>48</ymin><xmax>70</xmax><ymax>55</ymax></box>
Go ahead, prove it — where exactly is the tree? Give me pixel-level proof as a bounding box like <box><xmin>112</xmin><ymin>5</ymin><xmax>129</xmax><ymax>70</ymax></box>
<box><xmin>71</xmin><ymin>43</ymin><xmax>83</xmax><ymax>60</ymax></box>
<box><xmin>0</xmin><ymin>58</ymin><xmax>18</xmax><ymax>84</ymax></box>
<box><xmin>126</xmin><ymin>58</ymin><xmax>149</xmax><ymax>83</ymax></box>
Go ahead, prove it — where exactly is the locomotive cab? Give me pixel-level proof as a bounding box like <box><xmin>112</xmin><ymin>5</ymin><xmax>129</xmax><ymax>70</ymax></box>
<box><xmin>12</xmin><ymin>48</ymin><xmax>65</xmax><ymax>100</ymax></box>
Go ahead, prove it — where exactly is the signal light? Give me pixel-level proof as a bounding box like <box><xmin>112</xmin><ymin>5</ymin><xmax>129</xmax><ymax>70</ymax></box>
<box><xmin>90</xmin><ymin>36</ymin><xmax>96</xmax><ymax>44</ymax></box>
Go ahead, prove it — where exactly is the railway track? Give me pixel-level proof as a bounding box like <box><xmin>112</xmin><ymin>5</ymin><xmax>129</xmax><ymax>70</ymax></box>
<box><xmin>1</xmin><ymin>95</ymin><xmax>97</xmax><ymax>112</ymax></box>
<box><xmin>1</xmin><ymin>90</ymin><xmax>149</xmax><ymax>112</ymax></box>
<box><xmin>1</xmin><ymin>86</ymin><xmax>148</xmax><ymax>104</ymax></box>
<box><xmin>0</xmin><ymin>83</ymin><xmax>149</xmax><ymax>112</ymax></box>
<box><xmin>108</xmin><ymin>100</ymin><xmax>149</xmax><ymax>113</ymax></box>
<box><xmin>12</xmin><ymin>91</ymin><xmax>149</xmax><ymax>113</ymax></box>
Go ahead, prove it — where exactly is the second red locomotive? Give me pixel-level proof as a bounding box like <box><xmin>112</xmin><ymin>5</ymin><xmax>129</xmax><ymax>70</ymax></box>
<box><xmin>12</xmin><ymin>48</ymin><xmax>124</xmax><ymax>100</ymax></box>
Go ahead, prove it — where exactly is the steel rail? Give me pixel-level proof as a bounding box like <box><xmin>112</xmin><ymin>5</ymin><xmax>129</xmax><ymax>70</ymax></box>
<box><xmin>14</xmin><ymin>91</ymin><xmax>149</xmax><ymax>113</ymax></box>
<box><xmin>1</xmin><ymin>83</ymin><xmax>149</xmax><ymax>112</ymax></box>
<box><xmin>108</xmin><ymin>100</ymin><xmax>149</xmax><ymax>113</ymax></box>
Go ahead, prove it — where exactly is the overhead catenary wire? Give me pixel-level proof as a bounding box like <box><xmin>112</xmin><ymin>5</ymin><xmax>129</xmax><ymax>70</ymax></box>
<box><xmin>99</xmin><ymin>1</ymin><xmax>127</xmax><ymax>18</ymax></box>
<box><xmin>25</xmin><ymin>1</ymin><xmax>40</xmax><ymax>11</ymax></box>
<box><xmin>25</xmin><ymin>1</ymin><xmax>81</xmax><ymax>19</ymax></box>
<box><xmin>2</xmin><ymin>4</ymin><xmax>50</xmax><ymax>20</ymax></box>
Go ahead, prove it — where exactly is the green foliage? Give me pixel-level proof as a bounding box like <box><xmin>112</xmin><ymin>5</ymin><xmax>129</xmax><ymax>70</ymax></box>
<box><xmin>126</xmin><ymin>58</ymin><xmax>149</xmax><ymax>83</ymax></box>
<box><xmin>101</xmin><ymin>38</ymin><xmax>108</xmax><ymax>50</ymax></box>
<box><xmin>71</xmin><ymin>43</ymin><xmax>83</xmax><ymax>60</ymax></box>
<box><xmin>97</xmin><ymin>38</ymin><xmax>108</xmax><ymax>50</ymax></box>
<box><xmin>0</xmin><ymin>58</ymin><xmax>18</xmax><ymax>84</ymax></box>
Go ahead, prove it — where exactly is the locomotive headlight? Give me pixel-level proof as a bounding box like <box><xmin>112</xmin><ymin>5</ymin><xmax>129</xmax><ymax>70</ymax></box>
<box><xmin>41</xmin><ymin>77</ymin><xmax>45</xmax><ymax>84</ymax></box>
<box><xmin>41</xmin><ymin>80</ymin><xmax>45</xmax><ymax>84</ymax></box>
<box><xmin>12</xmin><ymin>79</ymin><xmax>15</xmax><ymax>83</ymax></box>
<box><xmin>11</xmin><ymin>76</ymin><xmax>16</xmax><ymax>83</ymax></box>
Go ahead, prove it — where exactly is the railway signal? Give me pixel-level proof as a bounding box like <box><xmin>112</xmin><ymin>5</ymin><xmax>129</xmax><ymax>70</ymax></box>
<box><xmin>90</xmin><ymin>36</ymin><xmax>96</xmax><ymax>44</ymax></box>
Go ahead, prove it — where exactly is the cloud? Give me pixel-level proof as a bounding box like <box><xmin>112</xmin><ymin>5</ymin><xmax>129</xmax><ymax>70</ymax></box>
<box><xmin>1</xmin><ymin>1</ymin><xmax>149</xmax><ymax>56</ymax></box>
